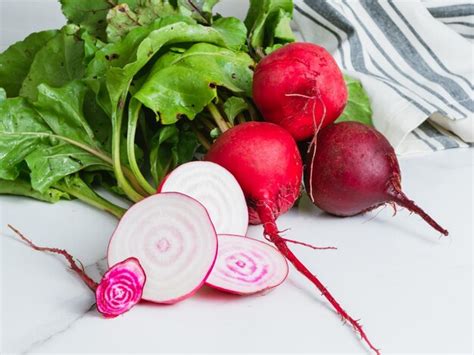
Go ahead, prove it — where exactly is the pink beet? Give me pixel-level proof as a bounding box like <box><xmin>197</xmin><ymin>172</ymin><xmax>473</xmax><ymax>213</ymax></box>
<box><xmin>158</xmin><ymin>161</ymin><xmax>249</xmax><ymax>236</ymax></box>
<box><xmin>206</xmin><ymin>234</ymin><xmax>289</xmax><ymax>295</ymax></box>
<box><xmin>7</xmin><ymin>225</ymin><xmax>146</xmax><ymax>318</ymax></box>
<box><xmin>107</xmin><ymin>192</ymin><xmax>218</xmax><ymax>304</ymax></box>
<box><xmin>205</xmin><ymin>122</ymin><xmax>379</xmax><ymax>353</ymax></box>
<box><xmin>96</xmin><ymin>257</ymin><xmax>146</xmax><ymax>318</ymax></box>
<box><xmin>305</xmin><ymin>122</ymin><xmax>448</xmax><ymax>236</ymax></box>
<box><xmin>253</xmin><ymin>42</ymin><xmax>347</xmax><ymax>141</ymax></box>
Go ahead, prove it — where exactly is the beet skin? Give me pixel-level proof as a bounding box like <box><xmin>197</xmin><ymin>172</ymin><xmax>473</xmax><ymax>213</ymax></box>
<box><xmin>305</xmin><ymin>122</ymin><xmax>448</xmax><ymax>235</ymax></box>
<box><xmin>253</xmin><ymin>42</ymin><xmax>347</xmax><ymax>141</ymax></box>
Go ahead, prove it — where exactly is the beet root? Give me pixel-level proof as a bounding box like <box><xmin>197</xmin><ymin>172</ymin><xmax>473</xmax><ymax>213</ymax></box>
<box><xmin>206</xmin><ymin>122</ymin><xmax>302</xmax><ymax>225</ymax></box>
<box><xmin>96</xmin><ymin>258</ymin><xmax>146</xmax><ymax>318</ymax></box>
<box><xmin>7</xmin><ymin>224</ymin><xmax>98</xmax><ymax>291</ymax></box>
<box><xmin>206</xmin><ymin>122</ymin><xmax>380</xmax><ymax>354</ymax></box>
<box><xmin>252</xmin><ymin>42</ymin><xmax>347</xmax><ymax>141</ymax></box>
<box><xmin>7</xmin><ymin>225</ymin><xmax>146</xmax><ymax>318</ymax></box>
<box><xmin>305</xmin><ymin>122</ymin><xmax>448</xmax><ymax>236</ymax></box>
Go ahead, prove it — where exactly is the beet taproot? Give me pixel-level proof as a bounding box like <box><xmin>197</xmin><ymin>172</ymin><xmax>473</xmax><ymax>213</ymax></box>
<box><xmin>206</xmin><ymin>122</ymin><xmax>379</xmax><ymax>354</ymax></box>
<box><xmin>305</xmin><ymin>121</ymin><xmax>448</xmax><ymax>236</ymax></box>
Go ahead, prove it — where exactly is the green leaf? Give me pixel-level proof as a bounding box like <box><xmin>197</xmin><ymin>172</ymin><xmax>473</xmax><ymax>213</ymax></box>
<box><xmin>223</xmin><ymin>97</ymin><xmax>248</xmax><ymax>124</ymax></box>
<box><xmin>0</xmin><ymin>91</ymin><xmax>111</xmax><ymax>192</ymax></box>
<box><xmin>60</xmin><ymin>0</ymin><xmax>139</xmax><ymax>40</ymax></box>
<box><xmin>20</xmin><ymin>25</ymin><xmax>86</xmax><ymax>101</ymax></box>
<box><xmin>106</xmin><ymin>1</ymin><xmax>181</xmax><ymax>43</ymax></box>
<box><xmin>0</xmin><ymin>30</ymin><xmax>58</xmax><ymax>97</ymax></box>
<box><xmin>81</xmin><ymin>31</ymin><xmax>106</xmax><ymax>65</ymax></box>
<box><xmin>336</xmin><ymin>75</ymin><xmax>373</xmax><ymax>126</ymax></box>
<box><xmin>0</xmin><ymin>97</ymin><xmax>51</xmax><ymax>180</ymax></box>
<box><xmin>177</xmin><ymin>0</ymin><xmax>218</xmax><ymax>24</ymax></box>
<box><xmin>212</xmin><ymin>17</ymin><xmax>248</xmax><ymax>51</ymax></box>
<box><xmin>88</xmin><ymin>20</ymin><xmax>245</xmax><ymax>112</ymax></box>
<box><xmin>244</xmin><ymin>0</ymin><xmax>295</xmax><ymax>58</ymax></box>
<box><xmin>34</xmin><ymin>81</ymin><xmax>102</xmax><ymax>149</ymax></box>
<box><xmin>0</xmin><ymin>174</ymin><xmax>70</xmax><ymax>203</ymax></box>
<box><xmin>0</xmin><ymin>88</ymin><xmax>6</xmax><ymax>102</ymax></box>
<box><xmin>83</xmin><ymin>87</ymin><xmax>112</xmax><ymax>149</ymax></box>
<box><xmin>54</xmin><ymin>174</ymin><xmax>126</xmax><ymax>218</ymax></box>
<box><xmin>149</xmin><ymin>125</ymin><xmax>198</xmax><ymax>185</ymax></box>
<box><xmin>134</xmin><ymin>43</ymin><xmax>253</xmax><ymax>123</ymax></box>
<box><xmin>82</xmin><ymin>171</ymin><xmax>125</xmax><ymax>197</ymax></box>
<box><xmin>269</xmin><ymin>8</ymin><xmax>294</xmax><ymax>43</ymax></box>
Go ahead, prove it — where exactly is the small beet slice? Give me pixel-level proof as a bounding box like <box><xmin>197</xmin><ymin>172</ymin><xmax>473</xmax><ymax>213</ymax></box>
<box><xmin>206</xmin><ymin>234</ymin><xmax>289</xmax><ymax>295</ymax></box>
<box><xmin>108</xmin><ymin>193</ymin><xmax>218</xmax><ymax>304</ymax></box>
<box><xmin>158</xmin><ymin>161</ymin><xmax>249</xmax><ymax>236</ymax></box>
<box><xmin>96</xmin><ymin>257</ymin><xmax>146</xmax><ymax>318</ymax></box>
<box><xmin>7</xmin><ymin>225</ymin><xmax>145</xmax><ymax>318</ymax></box>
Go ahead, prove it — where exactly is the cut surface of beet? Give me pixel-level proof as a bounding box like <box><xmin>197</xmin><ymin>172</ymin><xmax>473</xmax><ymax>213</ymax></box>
<box><xmin>206</xmin><ymin>234</ymin><xmax>289</xmax><ymax>295</ymax></box>
<box><xmin>158</xmin><ymin>161</ymin><xmax>249</xmax><ymax>236</ymax></box>
<box><xmin>108</xmin><ymin>193</ymin><xmax>217</xmax><ymax>304</ymax></box>
<box><xmin>96</xmin><ymin>257</ymin><xmax>146</xmax><ymax>318</ymax></box>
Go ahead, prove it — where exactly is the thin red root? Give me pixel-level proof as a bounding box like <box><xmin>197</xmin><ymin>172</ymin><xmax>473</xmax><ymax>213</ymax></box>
<box><xmin>7</xmin><ymin>225</ymin><xmax>98</xmax><ymax>291</ymax></box>
<box><xmin>386</xmin><ymin>184</ymin><xmax>449</xmax><ymax>236</ymax></box>
<box><xmin>265</xmin><ymin>234</ymin><xmax>337</xmax><ymax>251</ymax></box>
<box><xmin>257</xmin><ymin>206</ymin><xmax>380</xmax><ymax>355</ymax></box>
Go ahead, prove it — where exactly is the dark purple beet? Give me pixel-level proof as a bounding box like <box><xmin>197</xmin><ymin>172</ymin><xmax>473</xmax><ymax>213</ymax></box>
<box><xmin>305</xmin><ymin>121</ymin><xmax>448</xmax><ymax>236</ymax></box>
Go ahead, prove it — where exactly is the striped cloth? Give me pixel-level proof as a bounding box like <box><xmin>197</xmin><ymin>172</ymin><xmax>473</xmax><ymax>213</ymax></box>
<box><xmin>293</xmin><ymin>0</ymin><xmax>473</xmax><ymax>155</ymax></box>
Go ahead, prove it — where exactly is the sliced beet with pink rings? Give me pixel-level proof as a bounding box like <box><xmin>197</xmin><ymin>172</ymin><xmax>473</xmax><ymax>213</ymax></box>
<box><xmin>107</xmin><ymin>192</ymin><xmax>218</xmax><ymax>304</ymax></box>
<box><xmin>158</xmin><ymin>161</ymin><xmax>249</xmax><ymax>236</ymax></box>
<box><xmin>96</xmin><ymin>257</ymin><xmax>146</xmax><ymax>318</ymax></box>
<box><xmin>207</xmin><ymin>234</ymin><xmax>288</xmax><ymax>295</ymax></box>
<box><xmin>7</xmin><ymin>225</ymin><xmax>146</xmax><ymax>318</ymax></box>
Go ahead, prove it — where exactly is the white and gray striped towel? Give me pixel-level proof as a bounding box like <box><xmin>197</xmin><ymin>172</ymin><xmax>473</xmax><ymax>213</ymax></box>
<box><xmin>293</xmin><ymin>0</ymin><xmax>473</xmax><ymax>155</ymax></box>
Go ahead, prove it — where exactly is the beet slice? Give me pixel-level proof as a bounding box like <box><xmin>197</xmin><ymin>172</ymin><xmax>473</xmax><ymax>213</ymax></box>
<box><xmin>96</xmin><ymin>257</ymin><xmax>146</xmax><ymax>318</ymax></box>
<box><xmin>108</xmin><ymin>192</ymin><xmax>218</xmax><ymax>304</ymax></box>
<box><xmin>206</xmin><ymin>234</ymin><xmax>289</xmax><ymax>295</ymax></box>
<box><xmin>158</xmin><ymin>161</ymin><xmax>249</xmax><ymax>236</ymax></box>
<box><xmin>7</xmin><ymin>225</ymin><xmax>146</xmax><ymax>318</ymax></box>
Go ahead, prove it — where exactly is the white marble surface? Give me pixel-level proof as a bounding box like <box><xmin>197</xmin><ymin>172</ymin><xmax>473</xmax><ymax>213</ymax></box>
<box><xmin>0</xmin><ymin>1</ymin><xmax>473</xmax><ymax>354</ymax></box>
<box><xmin>1</xmin><ymin>148</ymin><xmax>472</xmax><ymax>354</ymax></box>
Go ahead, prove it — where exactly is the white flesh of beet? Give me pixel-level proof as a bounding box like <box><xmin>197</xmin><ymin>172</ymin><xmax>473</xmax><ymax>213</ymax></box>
<box><xmin>206</xmin><ymin>234</ymin><xmax>289</xmax><ymax>295</ymax></box>
<box><xmin>108</xmin><ymin>192</ymin><xmax>217</xmax><ymax>304</ymax></box>
<box><xmin>159</xmin><ymin>161</ymin><xmax>249</xmax><ymax>236</ymax></box>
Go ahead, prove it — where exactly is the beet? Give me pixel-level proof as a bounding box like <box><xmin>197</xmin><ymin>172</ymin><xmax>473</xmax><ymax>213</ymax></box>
<box><xmin>305</xmin><ymin>121</ymin><xmax>448</xmax><ymax>236</ymax></box>
<box><xmin>206</xmin><ymin>122</ymin><xmax>379</xmax><ymax>353</ymax></box>
<box><xmin>95</xmin><ymin>258</ymin><xmax>146</xmax><ymax>318</ymax></box>
<box><xmin>252</xmin><ymin>42</ymin><xmax>347</xmax><ymax>141</ymax></box>
<box><xmin>206</xmin><ymin>234</ymin><xmax>289</xmax><ymax>295</ymax></box>
<box><xmin>7</xmin><ymin>225</ymin><xmax>146</xmax><ymax>318</ymax></box>
<box><xmin>108</xmin><ymin>193</ymin><xmax>218</xmax><ymax>304</ymax></box>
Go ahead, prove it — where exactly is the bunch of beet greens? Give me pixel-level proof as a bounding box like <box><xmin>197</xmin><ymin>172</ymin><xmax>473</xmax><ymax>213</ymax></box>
<box><xmin>2</xmin><ymin>1</ymin><xmax>449</xmax><ymax>354</ymax></box>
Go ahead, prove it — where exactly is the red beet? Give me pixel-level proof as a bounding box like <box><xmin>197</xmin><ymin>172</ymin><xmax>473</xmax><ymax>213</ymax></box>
<box><xmin>207</xmin><ymin>122</ymin><xmax>302</xmax><ymax>224</ymax></box>
<box><xmin>305</xmin><ymin>121</ymin><xmax>448</xmax><ymax>236</ymax></box>
<box><xmin>205</xmin><ymin>122</ymin><xmax>379</xmax><ymax>354</ymax></box>
<box><xmin>252</xmin><ymin>42</ymin><xmax>347</xmax><ymax>141</ymax></box>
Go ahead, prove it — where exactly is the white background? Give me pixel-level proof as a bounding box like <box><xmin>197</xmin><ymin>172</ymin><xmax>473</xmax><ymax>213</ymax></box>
<box><xmin>0</xmin><ymin>1</ymin><xmax>473</xmax><ymax>354</ymax></box>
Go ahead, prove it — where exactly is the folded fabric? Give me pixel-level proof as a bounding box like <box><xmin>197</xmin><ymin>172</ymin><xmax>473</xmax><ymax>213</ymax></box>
<box><xmin>294</xmin><ymin>0</ymin><xmax>473</xmax><ymax>155</ymax></box>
